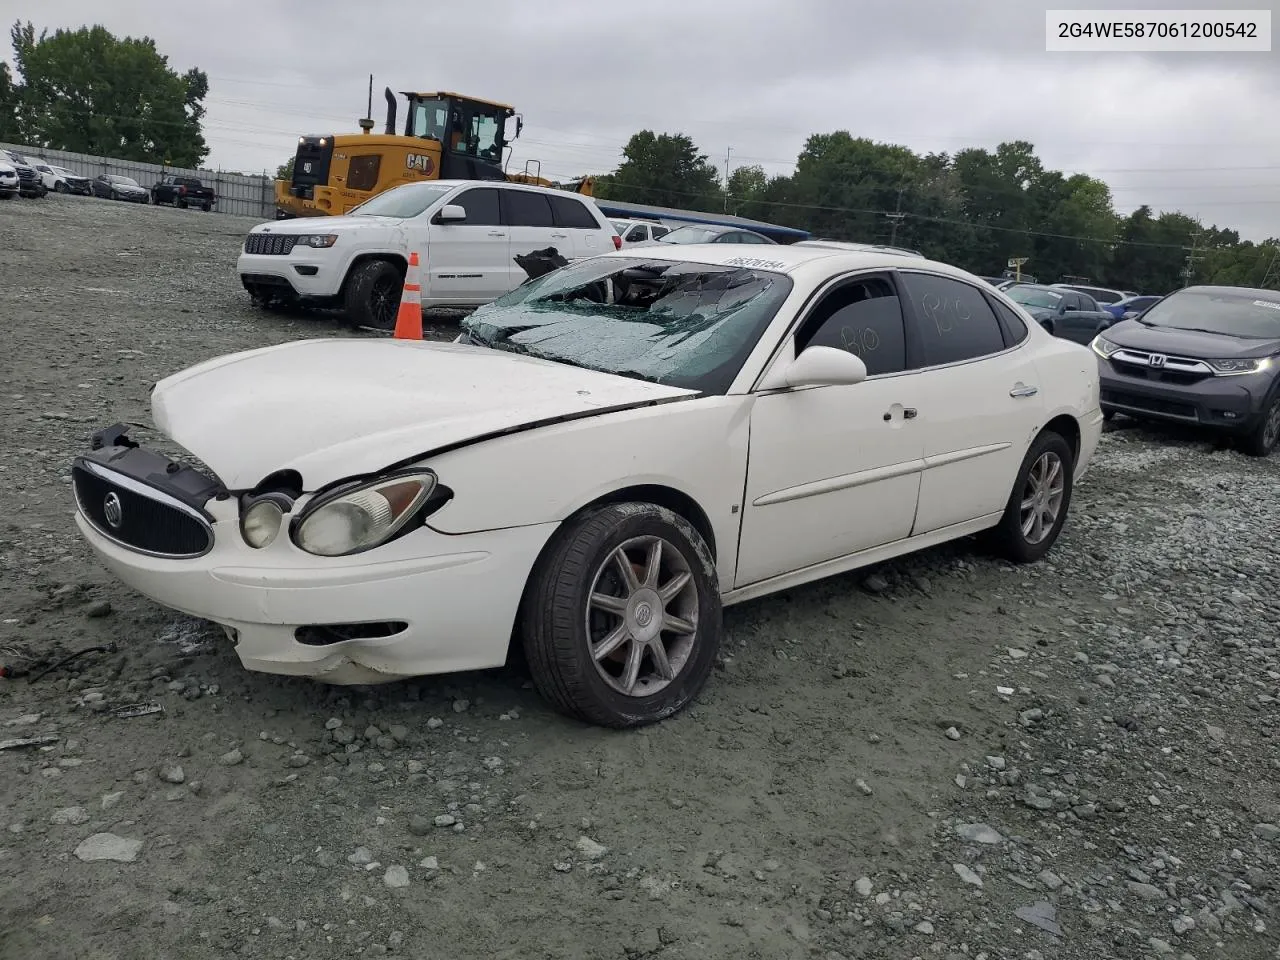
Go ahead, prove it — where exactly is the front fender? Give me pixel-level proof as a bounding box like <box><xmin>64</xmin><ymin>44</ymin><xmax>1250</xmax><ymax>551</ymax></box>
<box><xmin>419</xmin><ymin>395</ymin><xmax>753</xmax><ymax>588</ymax></box>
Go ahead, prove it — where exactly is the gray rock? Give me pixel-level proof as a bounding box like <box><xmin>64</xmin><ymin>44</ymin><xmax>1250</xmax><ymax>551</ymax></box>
<box><xmin>953</xmin><ymin>863</ymin><xmax>983</xmax><ymax>887</ymax></box>
<box><xmin>861</xmin><ymin>574</ymin><xmax>890</xmax><ymax>594</ymax></box>
<box><xmin>408</xmin><ymin>816</ymin><xmax>432</xmax><ymax>836</ymax></box>
<box><xmin>913</xmin><ymin>920</ymin><xmax>935</xmax><ymax>935</ymax></box>
<box><xmin>1127</xmin><ymin>881</ymin><xmax>1166</xmax><ymax>901</ymax></box>
<box><xmin>855</xmin><ymin>877</ymin><xmax>873</xmax><ymax>897</ymax></box>
<box><xmin>85</xmin><ymin>600</ymin><xmax>112</xmax><ymax>618</ymax></box>
<box><xmin>219</xmin><ymin>748</ymin><xmax>244</xmax><ymax>766</ymax></box>
<box><xmin>419</xmin><ymin>856</ymin><xmax>439</xmax><ymax>870</ymax></box>
<box><xmin>955</xmin><ymin>823</ymin><xmax>1004</xmax><ymax>844</ymax></box>
<box><xmin>1037</xmin><ymin>870</ymin><xmax>1064</xmax><ymax>891</ymax></box>
<box><xmin>945</xmin><ymin>726</ymin><xmax>962</xmax><ymax>741</ymax></box>
<box><xmin>1254</xmin><ymin>823</ymin><xmax>1280</xmax><ymax>842</ymax></box>
<box><xmin>51</xmin><ymin>806</ymin><xmax>90</xmax><ymax>825</ymax></box>
<box><xmin>575</xmin><ymin>836</ymin><xmax>607</xmax><ymax>860</ymax></box>
<box><xmin>348</xmin><ymin>847</ymin><xmax>374</xmax><ymax>865</ymax></box>
<box><xmin>383</xmin><ymin>865</ymin><xmax>410</xmax><ymax>889</ymax></box>
<box><xmin>1171</xmin><ymin>916</ymin><xmax>1195</xmax><ymax>936</ymax></box>
<box><xmin>434</xmin><ymin>814</ymin><xmax>457</xmax><ymax>828</ymax></box>
<box><xmin>158</xmin><ymin>765</ymin><xmax>185</xmax><ymax>784</ymax></box>
<box><xmin>74</xmin><ymin>833</ymin><xmax>142</xmax><ymax>862</ymax></box>
<box><xmin>1015</xmin><ymin>901</ymin><xmax>1062</xmax><ymax>937</ymax></box>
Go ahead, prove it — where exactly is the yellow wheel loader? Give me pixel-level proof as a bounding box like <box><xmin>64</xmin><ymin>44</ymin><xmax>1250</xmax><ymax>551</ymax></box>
<box><xmin>274</xmin><ymin>86</ymin><xmax>593</xmax><ymax>219</ymax></box>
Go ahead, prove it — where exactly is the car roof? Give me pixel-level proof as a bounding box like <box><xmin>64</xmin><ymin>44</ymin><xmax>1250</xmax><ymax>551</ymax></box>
<box><xmin>1178</xmin><ymin>284</ymin><xmax>1280</xmax><ymax>299</ymax></box>
<box><xmin>427</xmin><ymin>178</ymin><xmax>595</xmax><ymax>198</ymax></box>
<box><xmin>795</xmin><ymin>240</ymin><xmax>924</xmax><ymax>258</ymax></box>
<box><xmin>592</xmin><ymin>241</ymin><xmax>984</xmax><ymax>282</ymax></box>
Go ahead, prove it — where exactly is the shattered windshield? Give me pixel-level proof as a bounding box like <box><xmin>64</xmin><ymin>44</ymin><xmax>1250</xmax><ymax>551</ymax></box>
<box><xmin>460</xmin><ymin>257</ymin><xmax>794</xmax><ymax>394</ymax></box>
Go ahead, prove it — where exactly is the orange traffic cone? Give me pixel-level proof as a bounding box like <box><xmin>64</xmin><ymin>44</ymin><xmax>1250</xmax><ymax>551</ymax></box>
<box><xmin>393</xmin><ymin>251</ymin><xmax>423</xmax><ymax>340</ymax></box>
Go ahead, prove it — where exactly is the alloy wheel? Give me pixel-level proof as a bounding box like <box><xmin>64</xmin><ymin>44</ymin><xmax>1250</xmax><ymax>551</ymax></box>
<box><xmin>1019</xmin><ymin>451</ymin><xmax>1065</xmax><ymax>545</ymax></box>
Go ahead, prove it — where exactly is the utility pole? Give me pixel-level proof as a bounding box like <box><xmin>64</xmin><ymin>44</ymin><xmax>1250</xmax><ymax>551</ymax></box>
<box><xmin>1262</xmin><ymin>248</ymin><xmax>1280</xmax><ymax>290</ymax></box>
<box><xmin>723</xmin><ymin>146</ymin><xmax>732</xmax><ymax>212</ymax></box>
<box><xmin>1181</xmin><ymin>230</ymin><xmax>1205</xmax><ymax>287</ymax></box>
<box><xmin>885</xmin><ymin>188</ymin><xmax>905</xmax><ymax>246</ymax></box>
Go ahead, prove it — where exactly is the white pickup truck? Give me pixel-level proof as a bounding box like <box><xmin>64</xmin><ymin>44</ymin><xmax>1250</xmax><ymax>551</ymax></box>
<box><xmin>237</xmin><ymin>179</ymin><xmax>621</xmax><ymax>328</ymax></box>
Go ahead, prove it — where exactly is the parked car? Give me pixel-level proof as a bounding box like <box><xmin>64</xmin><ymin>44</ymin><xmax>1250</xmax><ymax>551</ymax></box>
<box><xmin>642</xmin><ymin>223</ymin><xmax>777</xmax><ymax>246</ymax></box>
<box><xmin>1092</xmin><ymin>285</ymin><xmax>1280</xmax><ymax>455</ymax></box>
<box><xmin>27</xmin><ymin>158</ymin><xmax>65</xmax><ymax>192</ymax></box>
<box><xmin>1004</xmin><ymin>283</ymin><xmax>1115</xmax><ymax>343</ymax></box>
<box><xmin>795</xmin><ymin>240</ymin><xmax>924</xmax><ymax>258</ymax></box>
<box><xmin>1052</xmin><ymin>282</ymin><xmax>1128</xmax><ymax>305</ymax></box>
<box><xmin>237</xmin><ymin>179</ymin><xmax>622</xmax><ymax>328</ymax></box>
<box><xmin>1104</xmin><ymin>294</ymin><xmax>1162</xmax><ymax>321</ymax></box>
<box><xmin>0</xmin><ymin>159</ymin><xmax>18</xmax><ymax>199</ymax></box>
<box><xmin>51</xmin><ymin>165</ymin><xmax>93</xmax><ymax>195</ymax></box>
<box><xmin>1</xmin><ymin>149</ymin><xmax>47</xmax><ymax>197</ymax></box>
<box><xmin>610</xmin><ymin>218</ymin><xmax>670</xmax><ymax>246</ymax></box>
<box><xmin>151</xmin><ymin>175</ymin><xmax>216</xmax><ymax>211</ymax></box>
<box><xmin>92</xmin><ymin>174</ymin><xmax>149</xmax><ymax>203</ymax></box>
<box><xmin>74</xmin><ymin>244</ymin><xmax>1102</xmax><ymax>727</ymax></box>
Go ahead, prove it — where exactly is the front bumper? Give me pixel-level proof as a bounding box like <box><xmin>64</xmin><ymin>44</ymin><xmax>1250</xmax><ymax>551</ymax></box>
<box><xmin>237</xmin><ymin>251</ymin><xmax>344</xmax><ymax>298</ymax></box>
<box><xmin>1098</xmin><ymin>358</ymin><xmax>1271</xmax><ymax>429</ymax></box>
<box><xmin>64</xmin><ymin>181</ymin><xmax>92</xmax><ymax>195</ymax></box>
<box><xmin>73</xmin><ymin>442</ymin><xmax>554</xmax><ymax>685</ymax></box>
<box><xmin>117</xmin><ymin>192</ymin><xmax>149</xmax><ymax>203</ymax></box>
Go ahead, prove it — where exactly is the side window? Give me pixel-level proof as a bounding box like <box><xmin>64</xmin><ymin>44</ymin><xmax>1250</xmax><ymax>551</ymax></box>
<box><xmin>502</xmin><ymin>189</ymin><xmax>555</xmax><ymax>227</ymax></box>
<box><xmin>739</xmin><ymin>232</ymin><xmax>769</xmax><ymax>244</ymax></box>
<box><xmin>548</xmin><ymin>194</ymin><xmax>600</xmax><ymax>229</ymax></box>
<box><xmin>795</xmin><ymin>276</ymin><xmax>907</xmax><ymax>377</ymax></box>
<box><xmin>651</xmin><ymin>225</ymin><xmax>670</xmax><ymax>239</ymax></box>
<box><xmin>625</xmin><ymin>225</ymin><xmax>647</xmax><ymax>242</ymax></box>
<box><xmin>990</xmin><ymin>298</ymin><xmax>1029</xmax><ymax>346</ymax></box>
<box><xmin>452</xmin><ymin>187</ymin><xmax>500</xmax><ymax>225</ymax></box>
<box><xmin>716</xmin><ymin>232</ymin><xmax>743</xmax><ymax>243</ymax></box>
<box><xmin>899</xmin><ymin>272</ymin><xmax>1008</xmax><ymax>366</ymax></box>
<box><xmin>1081</xmin><ymin>295</ymin><xmax>1099</xmax><ymax>312</ymax></box>
<box><xmin>347</xmin><ymin>155</ymin><xmax>381</xmax><ymax>192</ymax></box>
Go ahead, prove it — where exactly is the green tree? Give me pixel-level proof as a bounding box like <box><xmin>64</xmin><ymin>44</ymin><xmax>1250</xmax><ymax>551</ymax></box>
<box><xmin>0</xmin><ymin>60</ymin><xmax>17</xmax><ymax>141</ymax></box>
<box><xmin>276</xmin><ymin>157</ymin><xmax>294</xmax><ymax>180</ymax></box>
<box><xmin>593</xmin><ymin>131</ymin><xmax>723</xmax><ymax>209</ymax></box>
<box><xmin>6</xmin><ymin>20</ymin><xmax>208</xmax><ymax>166</ymax></box>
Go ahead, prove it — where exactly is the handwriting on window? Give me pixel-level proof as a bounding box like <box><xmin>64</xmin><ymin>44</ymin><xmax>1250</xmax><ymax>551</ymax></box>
<box><xmin>839</xmin><ymin>325</ymin><xmax>880</xmax><ymax>357</ymax></box>
<box><xmin>918</xmin><ymin>292</ymin><xmax>971</xmax><ymax>336</ymax></box>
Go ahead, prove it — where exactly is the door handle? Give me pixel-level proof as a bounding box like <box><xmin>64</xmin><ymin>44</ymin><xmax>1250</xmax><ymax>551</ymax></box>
<box><xmin>1010</xmin><ymin>384</ymin><xmax>1039</xmax><ymax>398</ymax></box>
<box><xmin>884</xmin><ymin>408</ymin><xmax>919</xmax><ymax>421</ymax></box>
<box><xmin>550</xmin><ymin>232</ymin><xmax>567</xmax><ymax>239</ymax></box>
<box><xmin>487</xmin><ymin>230</ymin><xmax>506</xmax><ymax>237</ymax></box>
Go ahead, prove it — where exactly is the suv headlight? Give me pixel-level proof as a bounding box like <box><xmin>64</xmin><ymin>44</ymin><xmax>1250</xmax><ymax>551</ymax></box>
<box><xmin>1207</xmin><ymin>357</ymin><xmax>1272</xmax><ymax>376</ymax></box>
<box><xmin>294</xmin><ymin>234</ymin><xmax>338</xmax><ymax>248</ymax></box>
<box><xmin>292</xmin><ymin>472</ymin><xmax>438</xmax><ymax>557</ymax></box>
<box><xmin>1090</xmin><ymin>335</ymin><xmax>1120</xmax><ymax>358</ymax></box>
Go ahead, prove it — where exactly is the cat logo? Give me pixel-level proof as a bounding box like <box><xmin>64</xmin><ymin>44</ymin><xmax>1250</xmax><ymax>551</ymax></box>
<box><xmin>301</xmin><ymin>161</ymin><xmax>313</xmax><ymax>174</ymax></box>
<box><xmin>406</xmin><ymin>153</ymin><xmax>436</xmax><ymax>175</ymax></box>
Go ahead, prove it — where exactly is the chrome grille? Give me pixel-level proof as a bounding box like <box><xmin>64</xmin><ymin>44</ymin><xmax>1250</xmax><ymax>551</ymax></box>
<box><xmin>73</xmin><ymin>462</ymin><xmax>214</xmax><ymax>558</ymax></box>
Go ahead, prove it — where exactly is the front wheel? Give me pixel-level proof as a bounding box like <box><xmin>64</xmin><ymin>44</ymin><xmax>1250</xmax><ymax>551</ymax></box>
<box><xmin>343</xmin><ymin>259</ymin><xmax>403</xmax><ymax>330</ymax></box>
<box><xmin>988</xmin><ymin>431</ymin><xmax>1075</xmax><ymax>564</ymax></box>
<box><xmin>519</xmin><ymin>502</ymin><xmax>722</xmax><ymax>728</ymax></box>
<box><xmin>1240</xmin><ymin>393</ymin><xmax>1280</xmax><ymax>457</ymax></box>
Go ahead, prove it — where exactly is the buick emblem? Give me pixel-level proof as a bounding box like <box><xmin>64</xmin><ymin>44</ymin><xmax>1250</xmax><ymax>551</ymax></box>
<box><xmin>1147</xmin><ymin>353</ymin><xmax>1167</xmax><ymax>368</ymax></box>
<box><xmin>634</xmin><ymin>602</ymin><xmax>653</xmax><ymax>628</ymax></box>
<box><xmin>103</xmin><ymin>492</ymin><xmax>123</xmax><ymax>529</ymax></box>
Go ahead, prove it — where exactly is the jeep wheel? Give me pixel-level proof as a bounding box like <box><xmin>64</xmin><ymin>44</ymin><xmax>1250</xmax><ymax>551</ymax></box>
<box><xmin>344</xmin><ymin>259</ymin><xmax>404</xmax><ymax>330</ymax></box>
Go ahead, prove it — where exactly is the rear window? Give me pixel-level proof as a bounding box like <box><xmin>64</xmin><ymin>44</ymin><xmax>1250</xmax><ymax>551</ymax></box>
<box><xmin>549</xmin><ymin>195</ymin><xmax>599</xmax><ymax>229</ymax></box>
<box><xmin>1138</xmin><ymin>290</ymin><xmax>1280</xmax><ymax>340</ymax></box>
<box><xmin>460</xmin><ymin>256</ymin><xmax>794</xmax><ymax>394</ymax></box>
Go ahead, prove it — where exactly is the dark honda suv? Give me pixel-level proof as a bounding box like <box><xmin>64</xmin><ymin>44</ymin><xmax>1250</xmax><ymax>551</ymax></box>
<box><xmin>1092</xmin><ymin>285</ymin><xmax>1280</xmax><ymax>456</ymax></box>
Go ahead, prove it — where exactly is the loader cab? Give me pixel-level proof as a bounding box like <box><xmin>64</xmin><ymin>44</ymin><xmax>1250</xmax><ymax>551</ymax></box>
<box><xmin>401</xmin><ymin>91</ymin><xmax>520</xmax><ymax>182</ymax></box>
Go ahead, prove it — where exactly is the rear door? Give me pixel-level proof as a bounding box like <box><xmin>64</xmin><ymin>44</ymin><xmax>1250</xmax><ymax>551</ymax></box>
<box><xmin>501</xmin><ymin>188</ymin><xmax>559</xmax><ymax>284</ymax></box>
<box><xmin>547</xmin><ymin>194</ymin><xmax>610</xmax><ymax>261</ymax></box>
<box><xmin>415</xmin><ymin>185</ymin><xmax>510</xmax><ymax>304</ymax></box>
<box><xmin>893</xmin><ymin>269</ymin><xmax>1046</xmax><ymax>535</ymax></box>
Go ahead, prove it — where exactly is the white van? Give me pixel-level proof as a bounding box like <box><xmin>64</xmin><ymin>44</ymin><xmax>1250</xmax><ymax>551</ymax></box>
<box><xmin>238</xmin><ymin>179</ymin><xmax>621</xmax><ymax>328</ymax></box>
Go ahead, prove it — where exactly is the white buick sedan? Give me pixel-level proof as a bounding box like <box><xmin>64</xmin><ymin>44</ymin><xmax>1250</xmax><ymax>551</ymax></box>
<box><xmin>73</xmin><ymin>244</ymin><xmax>1103</xmax><ymax>728</ymax></box>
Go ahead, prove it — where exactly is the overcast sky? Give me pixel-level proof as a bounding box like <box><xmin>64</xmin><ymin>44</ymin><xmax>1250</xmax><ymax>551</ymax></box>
<box><xmin>7</xmin><ymin>0</ymin><xmax>1279</xmax><ymax>242</ymax></box>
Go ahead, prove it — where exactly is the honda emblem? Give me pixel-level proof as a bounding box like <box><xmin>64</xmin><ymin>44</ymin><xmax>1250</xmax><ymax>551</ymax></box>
<box><xmin>1147</xmin><ymin>353</ymin><xmax>1167</xmax><ymax>368</ymax></box>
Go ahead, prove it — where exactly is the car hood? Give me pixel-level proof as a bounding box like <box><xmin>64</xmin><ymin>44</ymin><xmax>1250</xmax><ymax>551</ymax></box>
<box><xmin>151</xmin><ymin>338</ymin><xmax>697</xmax><ymax>490</ymax></box>
<box><xmin>112</xmin><ymin>183</ymin><xmax>146</xmax><ymax>192</ymax></box>
<box><xmin>249</xmin><ymin>215</ymin><xmax>396</xmax><ymax>236</ymax></box>
<box><xmin>1104</xmin><ymin>320</ymin><xmax>1280</xmax><ymax>360</ymax></box>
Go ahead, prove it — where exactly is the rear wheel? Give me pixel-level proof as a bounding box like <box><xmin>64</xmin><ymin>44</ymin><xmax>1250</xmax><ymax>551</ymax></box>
<box><xmin>1240</xmin><ymin>393</ymin><xmax>1280</xmax><ymax>457</ymax></box>
<box><xmin>54</xmin><ymin>181</ymin><xmax>68</xmax><ymax>194</ymax></box>
<box><xmin>519</xmin><ymin>502</ymin><xmax>722</xmax><ymax>728</ymax></box>
<box><xmin>344</xmin><ymin>259</ymin><xmax>403</xmax><ymax>330</ymax></box>
<box><xmin>988</xmin><ymin>431</ymin><xmax>1074</xmax><ymax>564</ymax></box>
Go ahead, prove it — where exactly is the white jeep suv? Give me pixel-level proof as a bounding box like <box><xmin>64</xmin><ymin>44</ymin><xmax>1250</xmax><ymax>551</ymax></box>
<box><xmin>238</xmin><ymin>179</ymin><xmax>621</xmax><ymax>328</ymax></box>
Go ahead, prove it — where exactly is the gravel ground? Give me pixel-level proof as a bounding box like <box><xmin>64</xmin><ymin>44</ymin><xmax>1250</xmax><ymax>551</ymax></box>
<box><xmin>1</xmin><ymin>195</ymin><xmax>1278</xmax><ymax>960</ymax></box>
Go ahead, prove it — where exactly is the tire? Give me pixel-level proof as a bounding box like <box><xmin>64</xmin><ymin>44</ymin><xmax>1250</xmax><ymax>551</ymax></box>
<box><xmin>55</xmin><ymin>182</ymin><xmax>67</xmax><ymax>193</ymax></box>
<box><xmin>201</xmin><ymin>202</ymin><xmax>211</xmax><ymax>212</ymax></box>
<box><xmin>1040</xmin><ymin>320</ymin><xmax>1056</xmax><ymax>337</ymax></box>
<box><xmin>988</xmin><ymin>430</ymin><xmax>1075</xmax><ymax>564</ymax></box>
<box><xmin>1240</xmin><ymin>392</ymin><xmax>1280</xmax><ymax>457</ymax></box>
<box><xmin>343</xmin><ymin>259</ymin><xmax>404</xmax><ymax>330</ymax></box>
<box><xmin>1102</xmin><ymin>409</ymin><xmax>1116</xmax><ymax>422</ymax></box>
<box><xmin>519</xmin><ymin>502</ymin><xmax>722</xmax><ymax>728</ymax></box>
<box><xmin>177</xmin><ymin>198</ymin><xmax>187</xmax><ymax>209</ymax></box>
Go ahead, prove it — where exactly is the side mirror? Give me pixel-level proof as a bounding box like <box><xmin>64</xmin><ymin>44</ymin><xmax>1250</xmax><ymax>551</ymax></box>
<box><xmin>760</xmin><ymin>346</ymin><xmax>868</xmax><ymax>391</ymax></box>
<box><xmin>436</xmin><ymin>204</ymin><xmax>467</xmax><ymax>223</ymax></box>
<box><xmin>1057</xmin><ymin>302</ymin><xmax>1068</xmax><ymax>315</ymax></box>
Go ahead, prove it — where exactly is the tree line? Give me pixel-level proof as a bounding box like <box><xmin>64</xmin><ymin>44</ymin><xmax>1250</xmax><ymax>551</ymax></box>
<box><xmin>590</xmin><ymin>131</ymin><xmax>1279</xmax><ymax>295</ymax></box>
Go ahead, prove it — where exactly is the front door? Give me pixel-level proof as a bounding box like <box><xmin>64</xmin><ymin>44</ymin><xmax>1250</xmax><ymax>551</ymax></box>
<box><xmin>893</xmin><ymin>270</ymin><xmax>1047</xmax><ymax>535</ymax></box>
<box><xmin>414</xmin><ymin>186</ymin><xmax>510</xmax><ymax>304</ymax></box>
<box><xmin>735</xmin><ymin>273</ymin><xmax>925</xmax><ymax>587</ymax></box>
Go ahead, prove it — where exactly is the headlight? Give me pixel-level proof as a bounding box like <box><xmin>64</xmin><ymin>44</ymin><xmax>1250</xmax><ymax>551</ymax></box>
<box><xmin>295</xmin><ymin>234</ymin><xmax>338</xmax><ymax>248</ymax></box>
<box><xmin>1091</xmin><ymin>335</ymin><xmax>1120</xmax><ymax>358</ymax></box>
<box><xmin>240</xmin><ymin>492</ymin><xmax>294</xmax><ymax>549</ymax></box>
<box><xmin>1207</xmin><ymin>357</ymin><xmax>1272</xmax><ymax>376</ymax></box>
<box><xmin>293</xmin><ymin>472</ymin><xmax>437</xmax><ymax>557</ymax></box>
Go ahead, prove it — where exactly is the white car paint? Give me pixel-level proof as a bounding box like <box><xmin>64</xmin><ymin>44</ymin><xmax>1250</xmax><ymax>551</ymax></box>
<box><xmin>0</xmin><ymin>159</ymin><xmax>17</xmax><ymax>197</ymax></box>
<box><xmin>237</xmin><ymin>179</ymin><xmax>619</xmax><ymax>310</ymax></box>
<box><xmin>74</xmin><ymin>242</ymin><xmax>1102</xmax><ymax>724</ymax></box>
<box><xmin>610</xmin><ymin>218</ymin><xmax>671</xmax><ymax>246</ymax></box>
<box><xmin>29</xmin><ymin>159</ymin><xmax>64</xmax><ymax>191</ymax></box>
